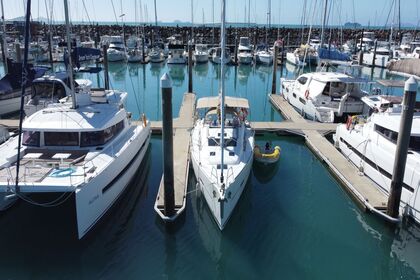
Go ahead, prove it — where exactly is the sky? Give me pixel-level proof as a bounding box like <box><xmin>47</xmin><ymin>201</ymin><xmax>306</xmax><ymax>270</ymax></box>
<box><xmin>3</xmin><ymin>0</ymin><xmax>420</xmax><ymax>27</ymax></box>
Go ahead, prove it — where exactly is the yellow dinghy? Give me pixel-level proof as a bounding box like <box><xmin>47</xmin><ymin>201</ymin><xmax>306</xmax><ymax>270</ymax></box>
<box><xmin>254</xmin><ymin>145</ymin><xmax>281</xmax><ymax>164</ymax></box>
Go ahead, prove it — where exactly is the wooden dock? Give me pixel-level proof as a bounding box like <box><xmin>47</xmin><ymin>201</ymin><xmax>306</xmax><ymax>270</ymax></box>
<box><xmin>154</xmin><ymin>92</ymin><xmax>195</xmax><ymax>221</ymax></box>
<box><xmin>269</xmin><ymin>94</ymin><xmax>388</xmax><ymax>212</ymax></box>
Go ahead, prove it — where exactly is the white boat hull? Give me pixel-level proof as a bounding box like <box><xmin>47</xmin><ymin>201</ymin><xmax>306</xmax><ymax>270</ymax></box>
<box><xmin>107</xmin><ymin>51</ymin><xmax>127</xmax><ymax>62</ymax></box>
<box><xmin>362</xmin><ymin>52</ymin><xmax>390</xmax><ymax>68</ymax></box>
<box><xmin>335</xmin><ymin>125</ymin><xmax>420</xmax><ymax>224</ymax></box>
<box><xmin>238</xmin><ymin>54</ymin><xmax>253</xmax><ymax>64</ymax></box>
<box><xmin>75</xmin><ymin>125</ymin><xmax>151</xmax><ymax>238</ymax></box>
<box><xmin>193</xmin><ymin>53</ymin><xmax>209</xmax><ymax>63</ymax></box>
<box><xmin>191</xmin><ymin>152</ymin><xmax>252</xmax><ymax>229</ymax></box>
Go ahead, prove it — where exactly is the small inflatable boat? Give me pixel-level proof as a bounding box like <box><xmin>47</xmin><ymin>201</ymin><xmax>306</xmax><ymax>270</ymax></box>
<box><xmin>254</xmin><ymin>145</ymin><xmax>281</xmax><ymax>164</ymax></box>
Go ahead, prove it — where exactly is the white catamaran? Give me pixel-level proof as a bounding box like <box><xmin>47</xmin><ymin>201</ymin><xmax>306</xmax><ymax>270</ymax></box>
<box><xmin>0</xmin><ymin>0</ymin><xmax>151</xmax><ymax>239</ymax></box>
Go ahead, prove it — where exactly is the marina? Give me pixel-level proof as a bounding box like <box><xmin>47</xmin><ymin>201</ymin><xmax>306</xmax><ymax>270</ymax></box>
<box><xmin>0</xmin><ymin>0</ymin><xmax>420</xmax><ymax>278</ymax></box>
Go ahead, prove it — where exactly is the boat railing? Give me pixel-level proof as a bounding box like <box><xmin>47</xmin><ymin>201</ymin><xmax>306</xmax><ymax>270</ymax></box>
<box><xmin>226</xmin><ymin>166</ymin><xmax>234</xmax><ymax>186</ymax></box>
<box><xmin>211</xmin><ymin>166</ymin><xmax>218</xmax><ymax>183</ymax></box>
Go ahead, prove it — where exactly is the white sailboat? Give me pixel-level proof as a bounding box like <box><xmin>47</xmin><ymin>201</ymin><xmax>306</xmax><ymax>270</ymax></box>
<box><xmin>0</xmin><ymin>0</ymin><xmax>151</xmax><ymax>239</ymax></box>
<box><xmin>191</xmin><ymin>0</ymin><xmax>254</xmax><ymax>230</ymax></box>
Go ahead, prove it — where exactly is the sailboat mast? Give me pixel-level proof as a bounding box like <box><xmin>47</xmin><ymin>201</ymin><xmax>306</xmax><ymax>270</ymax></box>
<box><xmin>220</xmin><ymin>0</ymin><xmax>226</xmax><ymax>184</ymax></box>
<box><xmin>320</xmin><ymin>0</ymin><xmax>328</xmax><ymax>47</ymax></box>
<box><xmin>14</xmin><ymin>0</ymin><xmax>32</xmax><ymax>193</ymax></box>
<box><xmin>1</xmin><ymin>0</ymin><xmax>7</xmax><ymax>73</ymax></box>
<box><xmin>64</xmin><ymin>0</ymin><xmax>76</xmax><ymax>109</ymax></box>
<box><xmin>191</xmin><ymin>0</ymin><xmax>194</xmax><ymax>41</ymax></box>
<box><xmin>154</xmin><ymin>0</ymin><xmax>157</xmax><ymax>26</ymax></box>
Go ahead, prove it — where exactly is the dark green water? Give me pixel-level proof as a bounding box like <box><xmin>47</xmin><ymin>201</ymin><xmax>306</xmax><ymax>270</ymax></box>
<box><xmin>0</xmin><ymin>62</ymin><xmax>419</xmax><ymax>279</ymax></box>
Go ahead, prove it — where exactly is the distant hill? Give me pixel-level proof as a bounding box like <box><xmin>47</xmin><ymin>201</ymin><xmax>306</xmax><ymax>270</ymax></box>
<box><xmin>7</xmin><ymin>16</ymin><xmax>49</xmax><ymax>22</ymax></box>
<box><xmin>344</xmin><ymin>22</ymin><xmax>362</xmax><ymax>28</ymax></box>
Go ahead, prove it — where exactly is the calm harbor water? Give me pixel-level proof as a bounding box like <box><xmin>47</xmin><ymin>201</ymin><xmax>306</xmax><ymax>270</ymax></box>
<box><xmin>0</xmin><ymin>61</ymin><xmax>419</xmax><ymax>279</ymax></box>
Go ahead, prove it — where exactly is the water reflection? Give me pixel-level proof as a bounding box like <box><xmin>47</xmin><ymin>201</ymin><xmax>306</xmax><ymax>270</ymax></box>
<box><xmin>238</xmin><ymin>64</ymin><xmax>252</xmax><ymax>85</ymax></box>
<box><xmin>167</xmin><ymin>64</ymin><xmax>185</xmax><ymax>86</ymax></box>
<box><xmin>108</xmin><ymin>62</ymin><xmax>128</xmax><ymax>81</ymax></box>
<box><xmin>194</xmin><ymin>62</ymin><xmax>209</xmax><ymax>77</ymax></box>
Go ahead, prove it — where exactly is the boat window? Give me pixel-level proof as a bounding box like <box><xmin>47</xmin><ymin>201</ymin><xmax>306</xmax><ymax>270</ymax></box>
<box><xmin>225</xmin><ymin>138</ymin><xmax>237</xmax><ymax>147</ymax></box>
<box><xmin>297</xmin><ymin>76</ymin><xmax>308</xmax><ymax>85</ymax></box>
<box><xmin>322</xmin><ymin>82</ymin><xmax>331</xmax><ymax>96</ymax></box>
<box><xmin>217</xmin><ymin>164</ymin><xmax>227</xmax><ymax>169</ymax></box>
<box><xmin>409</xmin><ymin>136</ymin><xmax>420</xmax><ymax>151</ymax></box>
<box><xmin>299</xmin><ymin>97</ymin><xmax>306</xmax><ymax>105</ymax></box>
<box><xmin>80</xmin><ymin>120</ymin><xmax>124</xmax><ymax>147</ymax></box>
<box><xmin>22</xmin><ymin>131</ymin><xmax>40</xmax><ymax>147</ymax></box>
<box><xmin>32</xmin><ymin>82</ymin><xmax>66</xmax><ymax>100</ymax></box>
<box><xmin>44</xmin><ymin>132</ymin><xmax>79</xmax><ymax>146</ymax></box>
<box><xmin>375</xmin><ymin>124</ymin><xmax>398</xmax><ymax>143</ymax></box>
<box><xmin>208</xmin><ymin>137</ymin><xmax>219</xmax><ymax>146</ymax></box>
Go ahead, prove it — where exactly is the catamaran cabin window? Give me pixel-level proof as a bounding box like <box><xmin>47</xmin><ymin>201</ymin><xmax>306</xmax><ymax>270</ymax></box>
<box><xmin>32</xmin><ymin>82</ymin><xmax>66</xmax><ymax>100</ymax></box>
<box><xmin>80</xmin><ymin>120</ymin><xmax>124</xmax><ymax>147</ymax></box>
<box><xmin>22</xmin><ymin>131</ymin><xmax>40</xmax><ymax>147</ymax></box>
<box><xmin>44</xmin><ymin>132</ymin><xmax>79</xmax><ymax>146</ymax></box>
<box><xmin>375</xmin><ymin>124</ymin><xmax>420</xmax><ymax>151</ymax></box>
<box><xmin>297</xmin><ymin>76</ymin><xmax>308</xmax><ymax>85</ymax></box>
<box><xmin>375</xmin><ymin>124</ymin><xmax>398</xmax><ymax>143</ymax></box>
<box><xmin>409</xmin><ymin>136</ymin><xmax>420</xmax><ymax>151</ymax></box>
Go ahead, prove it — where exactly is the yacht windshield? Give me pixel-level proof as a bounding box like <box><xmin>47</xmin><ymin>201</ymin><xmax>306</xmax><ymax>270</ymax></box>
<box><xmin>32</xmin><ymin>82</ymin><xmax>66</xmax><ymax>100</ymax></box>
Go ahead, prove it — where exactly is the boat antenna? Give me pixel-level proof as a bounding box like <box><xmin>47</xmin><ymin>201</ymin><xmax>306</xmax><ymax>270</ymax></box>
<box><xmin>220</xmin><ymin>0</ymin><xmax>226</xmax><ymax>184</ymax></box>
<box><xmin>15</xmin><ymin>0</ymin><xmax>32</xmax><ymax>193</ymax></box>
<box><xmin>64</xmin><ymin>0</ymin><xmax>76</xmax><ymax>109</ymax></box>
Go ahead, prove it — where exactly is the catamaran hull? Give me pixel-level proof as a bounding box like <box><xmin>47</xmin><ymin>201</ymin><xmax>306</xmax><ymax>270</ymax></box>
<box><xmin>335</xmin><ymin>126</ymin><xmax>420</xmax><ymax>224</ymax></box>
<box><xmin>0</xmin><ymin>92</ymin><xmax>31</xmax><ymax>116</ymax></box>
<box><xmin>191</xmin><ymin>154</ymin><xmax>252</xmax><ymax>230</ymax></box>
<box><xmin>75</xmin><ymin>127</ymin><xmax>150</xmax><ymax>238</ymax></box>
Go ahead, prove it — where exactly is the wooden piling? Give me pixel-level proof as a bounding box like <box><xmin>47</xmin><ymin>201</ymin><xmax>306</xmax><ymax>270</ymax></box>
<box><xmin>161</xmin><ymin>73</ymin><xmax>175</xmax><ymax>218</ymax></box>
<box><xmin>15</xmin><ymin>43</ymin><xmax>21</xmax><ymax>63</ymax></box>
<box><xmin>102</xmin><ymin>45</ymin><xmax>109</xmax><ymax>90</ymax></box>
<box><xmin>188</xmin><ymin>42</ymin><xmax>193</xmax><ymax>93</ymax></box>
<box><xmin>272</xmin><ymin>45</ymin><xmax>278</xmax><ymax>94</ymax></box>
<box><xmin>387</xmin><ymin>77</ymin><xmax>418</xmax><ymax>218</ymax></box>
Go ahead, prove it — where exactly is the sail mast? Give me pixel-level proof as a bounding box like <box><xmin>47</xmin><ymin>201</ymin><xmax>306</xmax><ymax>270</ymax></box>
<box><xmin>220</xmin><ymin>0</ymin><xmax>226</xmax><ymax>183</ymax></box>
<box><xmin>1</xmin><ymin>0</ymin><xmax>7</xmax><ymax>73</ymax></box>
<box><xmin>14</xmin><ymin>0</ymin><xmax>32</xmax><ymax>193</ymax></box>
<box><xmin>320</xmin><ymin>0</ymin><xmax>328</xmax><ymax>47</ymax></box>
<box><xmin>64</xmin><ymin>0</ymin><xmax>76</xmax><ymax>109</ymax></box>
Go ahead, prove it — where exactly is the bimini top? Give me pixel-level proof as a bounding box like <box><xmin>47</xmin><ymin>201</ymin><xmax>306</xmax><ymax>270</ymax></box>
<box><xmin>196</xmin><ymin>96</ymin><xmax>249</xmax><ymax>109</ymax></box>
<box><xmin>308</xmin><ymin>72</ymin><xmax>369</xmax><ymax>84</ymax></box>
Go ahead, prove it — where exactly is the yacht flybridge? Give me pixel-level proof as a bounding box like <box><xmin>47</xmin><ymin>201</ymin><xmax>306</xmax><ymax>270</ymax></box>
<box><xmin>334</xmin><ymin>94</ymin><xmax>420</xmax><ymax>223</ymax></box>
<box><xmin>0</xmin><ymin>88</ymin><xmax>151</xmax><ymax>238</ymax></box>
<box><xmin>281</xmin><ymin>72</ymin><xmax>368</xmax><ymax>123</ymax></box>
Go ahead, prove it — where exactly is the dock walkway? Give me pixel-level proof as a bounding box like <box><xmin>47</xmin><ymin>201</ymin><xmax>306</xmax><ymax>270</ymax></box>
<box><xmin>154</xmin><ymin>92</ymin><xmax>195</xmax><ymax>221</ymax></box>
<box><xmin>269</xmin><ymin>94</ymin><xmax>388</xmax><ymax>211</ymax></box>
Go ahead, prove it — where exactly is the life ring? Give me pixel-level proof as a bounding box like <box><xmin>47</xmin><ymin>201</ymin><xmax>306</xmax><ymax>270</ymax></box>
<box><xmin>346</xmin><ymin>116</ymin><xmax>352</xmax><ymax>130</ymax></box>
<box><xmin>304</xmin><ymin>89</ymin><xmax>310</xmax><ymax>99</ymax></box>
